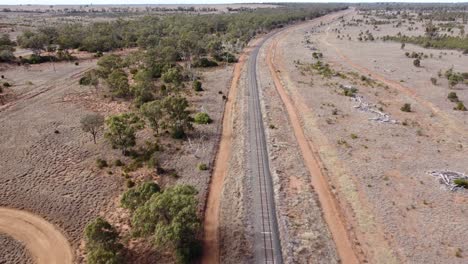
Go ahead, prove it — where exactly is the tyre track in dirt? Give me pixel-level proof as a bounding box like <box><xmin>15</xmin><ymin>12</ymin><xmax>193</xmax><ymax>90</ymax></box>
<box><xmin>0</xmin><ymin>207</ymin><xmax>73</xmax><ymax>264</ymax></box>
<box><xmin>265</xmin><ymin>11</ymin><xmax>360</xmax><ymax>264</ymax></box>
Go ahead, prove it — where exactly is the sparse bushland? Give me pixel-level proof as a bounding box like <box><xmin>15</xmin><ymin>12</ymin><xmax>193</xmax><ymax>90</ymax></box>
<box><xmin>444</xmin><ymin>68</ymin><xmax>468</xmax><ymax>88</ymax></box>
<box><xmin>383</xmin><ymin>35</ymin><xmax>468</xmax><ymax>51</ymax></box>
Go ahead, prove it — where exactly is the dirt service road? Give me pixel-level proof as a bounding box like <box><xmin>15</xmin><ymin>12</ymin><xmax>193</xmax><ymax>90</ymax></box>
<box><xmin>0</xmin><ymin>207</ymin><xmax>73</xmax><ymax>264</ymax></box>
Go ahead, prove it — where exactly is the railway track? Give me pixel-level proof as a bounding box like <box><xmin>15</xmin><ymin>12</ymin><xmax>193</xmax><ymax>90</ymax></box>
<box><xmin>246</xmin><ymin>34</ymin><xmax>283</xmax><ymax>264</ymax></box>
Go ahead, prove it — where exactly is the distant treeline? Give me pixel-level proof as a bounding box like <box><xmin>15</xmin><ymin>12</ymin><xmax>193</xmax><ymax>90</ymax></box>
<box><xmin>383</xmin><ymin>35</ymin><xmax>468</xmax><ymax>52</ymax></box>
<box><xmin>15</xmin><ymin>4</ymin><xmax>347</xmax><ymax>54</ymax></box>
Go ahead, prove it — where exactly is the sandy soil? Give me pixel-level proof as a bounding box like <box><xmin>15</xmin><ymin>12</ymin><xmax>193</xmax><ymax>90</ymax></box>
<box><xmin>0</xmin><ymin>208</ymin><xmax>73</xmax><ymax>264</ymax></box>
<box><xmin>257</xmin><ymin>31</ymin><xmax>342</xmax><ymax>263</ymax></box>
<box><xmin>0</xmin><ymin>234</ymin><xmax>33</xmax><ymax>264</ymax></box>
<box><xmin>270</xmin><ymin>8</ymin><xmax>468</xmax><ymax>264</ymax></box>
<box><xmin>0</xmin><ymin>60</ymin><xmax>123</xmax><ymax>262</ymax></box>
<box><xmin>264</xmin><ymin>13</ymin><xmax>359</xmax><ymax>263</ymax></box>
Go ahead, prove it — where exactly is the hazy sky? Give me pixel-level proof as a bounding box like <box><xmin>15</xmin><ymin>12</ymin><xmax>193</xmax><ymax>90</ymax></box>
<box><xmin>2</xmin><ymin>0</ymin><xmax>467</xmax><ymax>6</ymax></box>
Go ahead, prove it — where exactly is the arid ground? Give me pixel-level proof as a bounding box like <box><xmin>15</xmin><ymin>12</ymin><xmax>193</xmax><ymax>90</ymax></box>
<box><xmin>1</xmin><ymin>4</ymin><xmax>468</xmax><ymax>264</ymax></box>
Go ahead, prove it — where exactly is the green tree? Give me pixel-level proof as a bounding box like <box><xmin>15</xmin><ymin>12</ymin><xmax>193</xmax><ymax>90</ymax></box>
<box><xmin>105</xmin><ymin>113</ymin><xmax>144</xmax><ymax>154</ymax></box>
<box><xmin>17</xmin><ymin>30</ymin><xmax>48</xmax><ymax>55</ymax></box>
<box><xmin>80</xmin><ymin>113</ymin><xmax>104</xmax><ymax>144</ymax></box>
<box><xmin>86</xmin><ymin>246</ymin><xmax>122</xmax><ymax>264</ymax></box>
<box><xmin>121</xmin><ymin>181</ymin><xmax>160</xmax><ymax>211</ymax></box>
<box><xmin>84</xmin><ymin>217</ymin><xmax>122</xmax><ymax>264</ymax></box>
<box><xmin>141</xmin><ymin>100</ymin><xmax>164</xmax><ymax>135</ymax></box>
<box><xmin>107</xmin><ymin>69</ymin><xmax>130</xmax><ymax>97</ymax></box>
<box><xmin>131</xmin><ymin>185</ymin><xmax>201</xmax><ymax>263</ymax></box>
<box><xmin>162</xmin><ymin>67</ymin><xmax>183</xmax><ymax>85</ymax></box>
<box><xmin>161</xmin><ymin>96</ymin><xmax>192</xmax><ymax>139</ymax></box>
<box><xmin>97</xmin><ymin>54</ymin><xmax>123</xmax><ymax>77</ymax></box>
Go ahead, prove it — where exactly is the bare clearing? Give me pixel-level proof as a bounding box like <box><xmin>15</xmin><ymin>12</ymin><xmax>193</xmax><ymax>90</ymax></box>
<box><xmin>270</xmin><ymin>8</ymin><xmax>468</xmax><ymax>264</ymax></box>
<box><xmin>0</xmin><ymin>60</ymin><xmax>122</xmax><ymax>260</ymax></box>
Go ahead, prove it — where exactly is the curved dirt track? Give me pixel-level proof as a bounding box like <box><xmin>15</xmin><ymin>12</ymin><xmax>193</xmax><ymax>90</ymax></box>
<box><xmin>266</xmin><ymin>11</ymin><xmax>359</xmax><ymax>264</ymax></box>
<box><xmin>0</xmin><ymin>207</ymin><xmax>73</xmax><ymax>264</ymax></box>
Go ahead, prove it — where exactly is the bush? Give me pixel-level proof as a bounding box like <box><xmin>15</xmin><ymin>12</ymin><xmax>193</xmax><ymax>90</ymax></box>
<box><xmin>454</xmin><ymin>178</ymin><xmax>468</xmax><ymax>188</ymax></box>
<box><xmin>193</xmin><ymin>112</ymin><xmax>212</xmax><ymax>124</ymax></box>
<box><xmin>193</xmin><ymin>58</ymin><xmax>218</xmax><ymax>68</ymax></box>
<box><xmin>413</xmin><ymin>59</ymin><xmax>420</xmax><ymax>67</ymax></box>
<box><xmin>193</xmin><ymin>80</ymin><xmax>203</xmax><ymax>92</ymax></box>
<box><xmin>197</xmin><ymin>163</ymin><xmax>208</xmax><ymax>171</ymax></box>
<box><xmin>213</xmin><ymin>52</ymin><xmax>237</xmax><ymax>63</ymax></box>
<box><xmin>96</xmin><ymin>158</ymin><xmax>108</xmax><ymax>169</ymax></box>
<box><xmin>126</xmin><ymin>179</ymin><xmax>135</xmax><ymax>188</ymax></box>
<box><xmin>121</xmin><ymin>181</ymin><xmax>160</xmax><ymax>211</ymax></box>
<box><xmin>114</xmin><ymin>159</ymin><xmax>124</xmax><ymax>166</ymax></box>
<box><xmin>448</xmin><ymin>92</ymin><xmax>459</xmax><ymax>102</ymax></box>
<box><xmin>400</xmin><ymin>103</ymin><xmax>412</xmax><ymax>112</ymax></box>
<box><xmin>3</xmin><ymin>82</ymin><xmax>11</xmax><ymax>87</ymax></box>
<box><xmin>84</xmin><ymin>217</ymin><xmax>122</xmax><ymax>264</ymax></box>
<box><xmin>430</xmin><ymin>77</ymin><xmax>437</xmax><ymax>85</ymax></box>
<box><xmin>454</xmin><ymin>102</ymin><xmax>467</xmax><ymax>111</ymax></box>
<box><xmin>0</xmin><ymin>50</ymin><xmax>15</xmax><ymax>62</ymax></box>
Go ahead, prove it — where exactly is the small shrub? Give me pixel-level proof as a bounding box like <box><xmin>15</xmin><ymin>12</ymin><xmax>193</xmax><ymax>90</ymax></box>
<box><xmin>3</xmin><ymin>82</ymin><xmax>11</xmax><ymax>87</ymax></box>
<box><xmin>194</xmin><ymin>112</ymin><xmax>212</xmax><ymax>124</ymax></box>
<box><xmin>96</xmin><ymin>158</ymin><xmax>108</xmax><ymax>169</ymax></box>
<box><xmin>413</xmin><ymin>59</ymin><xmax>420</xmax><ymax>67</ymax></box>
<box><xmin>197</xmin><ymin>163</ymin><xmax>208</xmax><ymax>171</ymax></box>
<box><xmin>193</xmin><ymin>58</ymin><xmax>218</xmax><ymax>68</ymax></box>
<box><xmin>94</xmin><ymin>51</ymin><xmax>103</xmax><ymax>58</ymax></box>
<box><xmin>114</xmin><ymin>159</ymin><xmax>124</xmax><ymax>167</ymax></box>
<box><xmin>400</xmin><ymin>103</ymin><xmax>412</xmax><ymax>112</ymax></box>
<box><xmin>454</xmin><ymin>179</ymin><xmax>468</xmax><ymax>188</ymax></box>
<box><xmin>269</xmin><ymin>124</ymin><xmax>276</xmax><ymax>129</ymax></box>
<box><xmin>430</xmin><ymin>77</ymin><xmax>437</xmax><ymax>85</ymax></box>
<box><xmin>126</xmin><ymin>179</ymin><xmax>135</xmax><ymax>188</ymax></box>
<box><xmin>129</xmin><ymin>68</ymin><xmax>138</xmax><ymax>75</ymax></box>
<box><xmin>75</xmin><ymin>62</ymin><xmax>79</xmax><ymax>66</ymax></box>
<box><xmin>448</xmin><ymin>92</ymin><xmax>459</xmax><ymax>102</ymax></box>
<box><xmin>454</xmin><ymin>102</ymin><xmax>467</xmax><ymax>111</ymax></box>
<box><xmin>193</xmin><ymin>80</ymin><xmax>203</xmax><ymax>92</ymax></box>
<box><xmin>350</xmin><ymin>133</ymin><xmax>358</xmax><ymax>139</ymax></box>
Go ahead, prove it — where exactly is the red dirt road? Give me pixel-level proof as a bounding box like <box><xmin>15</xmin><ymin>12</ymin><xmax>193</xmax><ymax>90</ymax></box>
<box><xmin>201</xmin><ymin>46</ymin><xmax>250</xmax><ymax>264</ymax></box>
